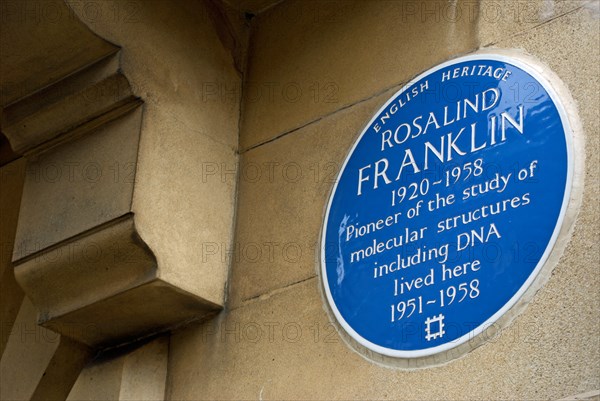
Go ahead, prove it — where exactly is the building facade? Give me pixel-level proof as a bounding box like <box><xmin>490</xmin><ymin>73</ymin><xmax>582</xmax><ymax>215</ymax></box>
<box><xmin>0</xmin><ymin>0</ymin><xmax>599</xmax><ymax>399</ymax></box>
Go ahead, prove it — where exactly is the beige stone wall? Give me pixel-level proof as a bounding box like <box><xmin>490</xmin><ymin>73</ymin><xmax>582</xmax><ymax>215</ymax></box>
<box><xmin>68</xmin><ymin>336</ymin><xmax>168</xmax><ymax>401</ymax></box>
<box><xmin>2</xmin><ymin>0</ymin><xmax>597</xmax><ymax>399</ymax></box>
<box><xmin>167</xmin><ymin>0</ymin><xmax>599</xmax><ymax>400</ymax></box>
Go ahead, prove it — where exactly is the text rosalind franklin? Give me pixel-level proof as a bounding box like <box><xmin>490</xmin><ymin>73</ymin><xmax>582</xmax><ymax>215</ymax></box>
<box><xmin>357</xmin><ymin>86</ymin><xmax>526</xmax><ymax>196</ymax></box>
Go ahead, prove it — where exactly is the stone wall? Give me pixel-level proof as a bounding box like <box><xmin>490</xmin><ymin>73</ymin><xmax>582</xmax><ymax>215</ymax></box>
<box><xmin>0</xmin><ymin>1</ymin><xmax>597</xmax><ymax>399</ymax></box>
<box><xmin>168</xmin><ymin>1</ymin><xmax>599</xmax><ymax>399</ymax></box>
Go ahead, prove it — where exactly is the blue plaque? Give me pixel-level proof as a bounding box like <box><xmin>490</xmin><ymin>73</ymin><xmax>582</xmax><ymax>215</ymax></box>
<box><xmin>321</xmin><ymin>54</ymin><xmax>574</xmax><ymax>358</ymax></box>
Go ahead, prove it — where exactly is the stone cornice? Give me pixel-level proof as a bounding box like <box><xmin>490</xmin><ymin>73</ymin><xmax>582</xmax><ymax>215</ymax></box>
<box><xmin>3</xmin><ymin>0</ymin><xmax>233</xmax><ymax>348</ymax></box>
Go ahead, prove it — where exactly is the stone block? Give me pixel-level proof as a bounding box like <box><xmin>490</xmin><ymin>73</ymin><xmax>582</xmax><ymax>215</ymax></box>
<box><xmin>230</xmin><ymin>88</ymin><xmax>398</xmax><ymax>307</ymax></box>
<box><xmin>5</xmin><ymin>0</ymin><xmax>242</xmax><ymax>349</ymax></box>
<box><xmin>478</xmin><ymin>0</ymin><xmax>587</xmax><ymax>46</ymax></box>
<box><xmin>241</xmin><ymin>0</ymin><xmax>478</xmax><ymax>149</ymax></box>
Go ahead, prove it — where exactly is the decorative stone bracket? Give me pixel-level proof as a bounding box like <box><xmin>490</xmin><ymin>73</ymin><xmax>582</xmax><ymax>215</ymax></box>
<box><xmin>1</xmin><ymin>0</ymin><xmax>241</xmax><ymax>348</ymax></box>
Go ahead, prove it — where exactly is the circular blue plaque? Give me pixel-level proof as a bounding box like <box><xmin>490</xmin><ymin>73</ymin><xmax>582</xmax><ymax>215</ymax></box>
<box><xmin>321</xmin><ymin>53</ymin><xmax>574</xmax><ymax>358</ymax></box>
